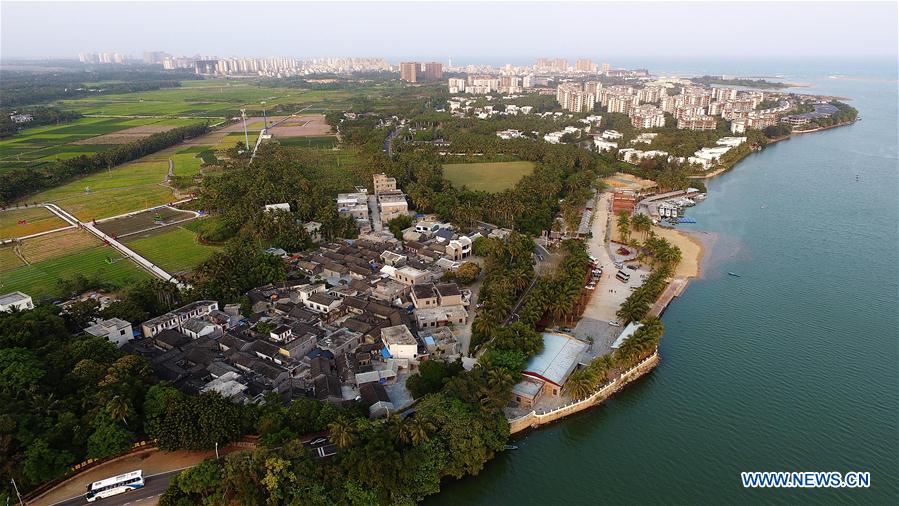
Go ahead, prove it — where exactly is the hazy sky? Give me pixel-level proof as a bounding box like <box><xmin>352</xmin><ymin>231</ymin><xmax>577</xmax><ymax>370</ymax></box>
<box><xmin>2</xmin><ymin>1</ymin><xmax>897</xmax><ymax>62</ymax></box>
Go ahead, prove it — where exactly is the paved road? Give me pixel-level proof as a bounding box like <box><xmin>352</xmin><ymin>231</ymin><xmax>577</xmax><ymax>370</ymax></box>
<box><xmin>48</xmin><ymin>469</ymin><xmax>180</xmax><ymax>506</ymax></box>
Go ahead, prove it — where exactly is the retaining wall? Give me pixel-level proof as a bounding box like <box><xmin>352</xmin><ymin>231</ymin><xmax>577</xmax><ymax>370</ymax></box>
<box><xmin>508</xmin><ymin>351</ymin><xmax>660</xmax><ymax>434</ymax></box>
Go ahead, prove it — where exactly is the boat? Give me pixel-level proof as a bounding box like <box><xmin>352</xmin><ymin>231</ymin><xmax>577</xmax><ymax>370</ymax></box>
<box><xmin>503</xmin><ymin>445</ymin><xmax>519</xmax><ymax>450</ymax></box>
<box><xmin>728</xmin><ymin>272</ymin><xmax>741</xmax><ymax>277</ymax></box>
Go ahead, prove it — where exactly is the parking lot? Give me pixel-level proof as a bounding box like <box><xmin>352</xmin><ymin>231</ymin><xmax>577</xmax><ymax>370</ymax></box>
<box><xmin>572</xmin><ymin>192</ymin><xmax>651</xmax><ymax>356</ymax></box>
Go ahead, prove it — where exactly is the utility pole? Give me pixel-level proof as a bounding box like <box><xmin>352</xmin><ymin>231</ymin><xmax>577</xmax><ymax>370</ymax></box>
<box><xmin>215</xmin><ymin>441</ymin><xmax>219</xmax><ymax>459</ymax></box>
<box><xmin>260</xmin><ymin>101</ymin><xmax>268</xmax><ymax>131</ymax></box>
<box><xmin>11</xmin><ymin>478</ymin><xmax>24</xmax><ymax>506</ymax></box>
<box><xmin>240</xmin><ymin>108</ymin><xmax>249</xmax><ymax>152</ymax></box>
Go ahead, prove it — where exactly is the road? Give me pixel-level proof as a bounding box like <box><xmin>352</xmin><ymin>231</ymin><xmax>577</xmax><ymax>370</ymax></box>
<box><xmin>573</xmin><ymin>192</ymin><xmax>650</xmax><ymax>356</ymax></box>
<box><xmin>48</xmin><ymin>469</ymin><xmax>180</xmax><ymax>506</ymax></box>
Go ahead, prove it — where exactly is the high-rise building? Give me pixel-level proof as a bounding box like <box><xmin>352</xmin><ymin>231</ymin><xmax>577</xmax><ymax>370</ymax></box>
<box><xmin>400</xmin><ymin>62</ymin><xmax>419</xmax><ymax>83</ymax></box>
<box><xmin>423</xmin><ymin>62</ymin><xmax>443</xmax><ymax>81</ymax></box>
<box><xmin>576</xmin><ymin>58</ymin><xmax>596</xmax><ymax>72</ymax></box>
<box><xmin>143</xmin><ymin>51</ymin><xmax>170</xmax><ymax>64</ymax></box>
<box><xmin>602</xmin><ymin>62</ymin><xmax>611</xmax><ymax>74</ymax></box>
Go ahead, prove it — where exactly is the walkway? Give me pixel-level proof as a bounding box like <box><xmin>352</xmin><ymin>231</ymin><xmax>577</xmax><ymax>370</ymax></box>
<box><xmin>44</xmin><ymin>203</ymin><xmax>186</xmax><ymax>288</ymax></box>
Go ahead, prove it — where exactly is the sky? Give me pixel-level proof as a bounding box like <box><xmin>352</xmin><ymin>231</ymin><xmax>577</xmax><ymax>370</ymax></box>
<box><xmin>2</xmin><ymin>1</ymin><xmax>897</xmax><ymax>63</ymax></box>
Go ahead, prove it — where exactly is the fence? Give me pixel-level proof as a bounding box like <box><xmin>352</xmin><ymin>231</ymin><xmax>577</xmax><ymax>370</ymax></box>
<box><xmin>508</xmin><ymin>350</ymin><xmax>660</xmax><ymax>434</ymax></box>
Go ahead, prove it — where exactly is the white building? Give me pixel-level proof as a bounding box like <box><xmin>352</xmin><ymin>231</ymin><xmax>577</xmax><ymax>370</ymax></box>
<box><xmin>602</xmin><ymin>130</ymin><xmax>623</xmax><ymax>140</ymax></box>
<box><xmin>84</xmin><ymin>318</ymin><xmax>133</xmax><ymax>347</ymax></box>
<box><xmin>381</xmin><ymin>325</ymin><xmax>418</xmax><ymax>361</ymax></box>
<box><xmin>593</xmin><ymin>138</ymin><xmax>618</xmax><ymax>152</ymax></box>
<box><xmin>0</xmin><ymin>291</ymin><xmax>33</xmax><ymax>312</ymax></box>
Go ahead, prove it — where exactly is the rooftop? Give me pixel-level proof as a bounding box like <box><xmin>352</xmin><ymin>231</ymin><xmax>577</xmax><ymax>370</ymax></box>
<box><xmin>522</xmin><ymin>333</ymin><xmax>589</xmax><ymax>387</ymax></box>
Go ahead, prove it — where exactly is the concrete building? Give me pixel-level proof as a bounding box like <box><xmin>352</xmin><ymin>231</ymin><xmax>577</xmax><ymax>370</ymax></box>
<box><xmin>448</xmin><ymin>77</ymin><xmax>466</xmax><ymax>94</ymax></box>
<box><xmin>377</xmin><ymin>190</ymin><xmax>409</xmax><ymax>225</ymax></box>
<box><xmin>84</xmin><ymin>318</ymin><xmax>133</xmax><ymax>347</ymax></box>
<box><xmin>373</xmin><ymin>173</ymin><xmax>397</xmax><ymax>195</ymax></box>
<box><xmin>423</xmin><ymin>62</ymin><xmax>443</xmax><ymax>81</ymax></box>
<box><xmin>630</xmin><ymin>104</ymin><xmax>666</xmax><ymax>129</ymax></box>
<box><xmin>141</xmin><ymin>300</ymin><xmax>219</xmax><ymax>337</ymax></box>
<box><xmin>400</xmin><ymin>62</ymin><xmax>418</xmax><ymax>83</ymax></box>
<box><xmin>512</xmin><ymin>333</ymin><xmax>589</xmax><ymax>407</ymax></box>
<box><xmin>677</xmin><ymin>115</ymin><xmax>717</xmax><ymax>131</ymax></box>
<box><xmin>0</xmin><ymin>291</ymin><xmax>33</xmax><ymax>312</ymax></box>
<box><xmin>381</xmin><ymin>325</ymin><xmax>418</xmax><ymax>360</ymax></box>
<box><xmin>576</xmin><ymin>58</ymin><xmax>596</xmax><ymax>72</ymax></box>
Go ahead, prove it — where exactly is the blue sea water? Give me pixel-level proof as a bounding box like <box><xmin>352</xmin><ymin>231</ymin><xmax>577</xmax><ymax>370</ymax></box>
<box><xmin>428</xmin><ymin>59</ymin><xmax>899</xmax><ymax>505</ymax></box>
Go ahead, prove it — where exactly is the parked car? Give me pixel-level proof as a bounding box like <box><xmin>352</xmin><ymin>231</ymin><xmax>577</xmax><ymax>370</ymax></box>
<box><xmin>627</xmin><ymin>264</ymin><xmax>638</xmax><ymax>270</ymax></box>
<box><xmin>614</xmin><ymin>262</ymin><xmax>624</xmax><ymax>269</ymax></box>
<box><xmin>608</xmin><ymin>320</ymin><xmax>621</xmax><ymax>327</ymax></box>
<box><xmin>585</xmin><ymin>284</ymin><xmax>596</xmax><ymax>290</ymax></box>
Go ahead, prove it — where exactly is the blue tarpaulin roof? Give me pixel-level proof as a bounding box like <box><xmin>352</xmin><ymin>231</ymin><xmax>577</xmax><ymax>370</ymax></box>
<box><xmin>423</xmin><ymin>335</ymin><xmax>436</xmax><ymax>346</ymax></box>
<box><xmin>380</xmin><ymin>347</ymin><xmax>392</xmax><ymax>359</ymax></box>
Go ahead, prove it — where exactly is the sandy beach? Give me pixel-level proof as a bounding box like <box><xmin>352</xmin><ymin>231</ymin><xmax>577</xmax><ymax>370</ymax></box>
<box><xmin>607</xmin><ymin>217</ymin><xmax>706</xmax><ymax>279</ymax></box>
<box><xmin>651</xmin><ymin>226</ymin><xmax>707</xmax><ymax>279</ymax></box>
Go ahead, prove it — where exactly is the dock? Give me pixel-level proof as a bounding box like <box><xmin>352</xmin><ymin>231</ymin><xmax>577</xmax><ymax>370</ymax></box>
<box><xmin>649</xmin><ymin>277</ymin><xmax>689</xmax><ymax>317</ymax></box>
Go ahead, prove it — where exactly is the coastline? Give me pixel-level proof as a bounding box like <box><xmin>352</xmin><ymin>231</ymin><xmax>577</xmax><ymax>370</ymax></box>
<box><xmin>688</xmin><ymin>118</ymin><xmax>858</xmax><ymax>180</ymax></box>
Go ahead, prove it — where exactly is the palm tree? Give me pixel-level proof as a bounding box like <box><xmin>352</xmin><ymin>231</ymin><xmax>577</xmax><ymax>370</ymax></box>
<box><xmin>631</xmin><ymin>213</ymin><xmax>652</xmax><ymax>240</ymax></box>
<box><xmin>404</xmin><ymin>417</ymin><xmax>434</xmax><ymax>446</ymax></box>
<box><xmin>486</xmin><ymin>367</ymin><xmax>513</xmax><ymax>391</ymax></box>
<box><xmin>386</xmin><ymin>415</ymin><xmax>409</xmax><ymax>445</ymax></box>
<box><xmin>616</xmin><ymin>211</ymin><xmax>631</xmax><ymax>242</ymax></box>
<box><xmin>617</xmin><ymin>295</ymin><xmax>649</xmax><ymax>323</ymax></box>
<box><xmin>565</xmin><ymin>368</ymin><xmax>597</xmax><ymax>399</ymax></box>
<box><xmin>328</xmin><ymin>417</ymin><xmax>356</xmax><ymax>449</ymax></box>
<box><xmin>106</xmin><ymin>395</ymin><xmax>134</xmax><ymax>425</ymax></box>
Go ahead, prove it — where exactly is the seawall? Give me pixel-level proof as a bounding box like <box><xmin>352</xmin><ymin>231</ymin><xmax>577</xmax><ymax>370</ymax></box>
<box><xmin>508</xmin><ymin>351</ymin><xmax>660</xmax><ymax>435</ymax></box>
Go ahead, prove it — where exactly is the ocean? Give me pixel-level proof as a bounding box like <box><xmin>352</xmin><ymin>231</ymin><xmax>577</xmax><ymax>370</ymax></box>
<box><xmin>427</xmin><ymin>60</ymin><xmax>899</xmax><ymax>504</ymax></box>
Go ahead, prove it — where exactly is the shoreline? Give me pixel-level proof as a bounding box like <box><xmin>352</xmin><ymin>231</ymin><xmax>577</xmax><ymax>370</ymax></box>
<box><xmin>502</xmin><ymin>109</ymin><xmax>857</xmax><ymax>434</ymax></box>
<box><xmin>688</xmin><ymin>118</ymin><xmax>858</xmax><ymax>180</ymax></box>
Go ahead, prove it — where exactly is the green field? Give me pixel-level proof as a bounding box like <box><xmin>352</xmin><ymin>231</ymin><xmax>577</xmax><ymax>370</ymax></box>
<box><xmin>0</xmin><ymin>245</ymin><xmax>150</xmax><ymax>300</ymax></box>
<box><xmin>0</xmin><ymin>206</ymin><xmax>67</xmax><ymax>240</ymax></box>
<box><xmin>55</xmin><ymin>83</ymin><xmax>355</xmax><ymax>118</ymax></box>
<box><xmin>442</xmin><ymin>161</ymin><xmax>536</xmax><ymax>193</ymax></box>
<box><xmin>0</xmin><ymin>117</ymin><xmax>201</xmax><ymax>171</ymax></box>
<box><xmin>276</xmin><ymin>136</ymin><xmax>338</xmax><ymax>149</ymax></box>
<box><xmin>125</xmin><ymin>226</ymin><xmax>219</xmax><ymax>274</ymax></box>
<box><xmin>27</xmin><ymin>158</ymin><xmax>175</xmax><ymax>220</ymax></box>
<box><xmin>171</xmin><ymin>153</ymin><xmax>202</xmax><ymax>176</ymax></box>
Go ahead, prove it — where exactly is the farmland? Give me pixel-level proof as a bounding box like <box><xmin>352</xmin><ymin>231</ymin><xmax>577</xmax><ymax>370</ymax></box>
<box><xmin>54</xmin><ymin>82</ymin><xmax>357</xmax><ymax>118</ymax></box>
<box><xmin>442</xmin><ymin>161</ymin><xmax>536</xmax><ymax>193</ymax></box>
<box><xmin>96</xmin><ymin>206</ymin><xmax>196</xmax><ymax>237</ymax></box>
<box><xmin>0</xmin><ymin>206</ymin><xmax>68</xmax><ymax>240</ymax></box>
<box><xmin>0</xmin><ymin>233</ymin><xmax>150</xmax><ymax>300</ymax></box>
<box><xmin>275</xmin><ymin>136</ymin><xmax>337</xmax><ymax>149</ymax></box>
<box><xmin>0</xmin><ymin>117</ymin><xmax>203</xmax><ymax>171</ymax></box>
<box><xmin>27</xmin><ymin>158</ymin><xmax>177</xmax><ymax>221</ymax></box>
<box><xmin>125</xmin><ymin>226</ymin><xmax>220</xmax><ymax>274</ymax></box>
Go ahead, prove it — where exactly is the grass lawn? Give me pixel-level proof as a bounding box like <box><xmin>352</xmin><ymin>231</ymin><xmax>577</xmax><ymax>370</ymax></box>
<box><xmin>125</xmin><ymin>226</ymin><xmax>219</xmax><ymax>274</ymax></box>
<box><xmin>171</xmin><ymin>153</ymin><xmax>202</xmax><ymax>176</ymax></box>
<box><xmin>0</xmin><ymin>245</ymin><xmax>150</xmax><ymax>300</ymax></box>
<box><xmin>0</xmin><ymin>206</ymin><xmax>68</xmax><ymax>240</ymax></box>
<box><xmin>442</xmin><ymin>161</ymin><xmax>535</xmax><ymax>193</ymax></box>
<box><xmin>27</xmin><ymin>159</ymin><xmax>175</xmax><ymax>221</ymax></box>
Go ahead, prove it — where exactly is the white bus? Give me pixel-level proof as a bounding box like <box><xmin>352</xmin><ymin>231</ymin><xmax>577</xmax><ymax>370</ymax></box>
<box><xmin>616</xmin><ymin>270</ymin><xmax>631</xmax><ymax>282</ymax></box>
<box><xmin>86</xmin><ymin>470</ymin><xmax>144</xmax><ymax>502</ymax></box>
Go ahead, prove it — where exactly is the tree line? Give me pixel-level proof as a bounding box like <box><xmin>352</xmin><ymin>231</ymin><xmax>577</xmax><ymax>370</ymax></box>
<box><xmin>1</xmin><ymin>122</ymin><xmax>209</xmax><ymax>205</ymax></box>
<box><xmin>0</xmin><ymin>106</ymin><xmax>82</xmax><ymax>138</ymax></box>
<box><xmin>0</xmin><ymin>67</ymin><xmax>196</xmax><ymax>108</ymax></box>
